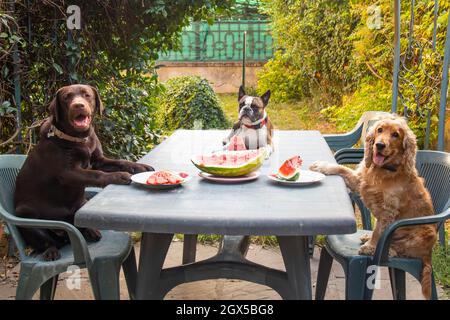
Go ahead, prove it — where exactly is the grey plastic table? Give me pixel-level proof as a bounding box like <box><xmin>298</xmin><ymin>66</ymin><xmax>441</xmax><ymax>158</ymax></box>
<box><xmin>75</xmin><ymin>130</ymin><xmax>356</xmax><ymax>300</ymax></box>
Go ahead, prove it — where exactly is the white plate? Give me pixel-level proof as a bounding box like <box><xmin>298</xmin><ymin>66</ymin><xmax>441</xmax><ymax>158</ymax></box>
<box><xmin>267</xmin><ymin>170</ymin><xmax>325</xmax><ymax>186</ymax></box>
<box><xmin>199</xmin><ymin>171</ymin><xmax>260</xmax><ymax>183</ymax></box>
<box><xmin>131</xmin><ymin>171</ymin><xmax>191</xmax><ymax>189</ymax></box>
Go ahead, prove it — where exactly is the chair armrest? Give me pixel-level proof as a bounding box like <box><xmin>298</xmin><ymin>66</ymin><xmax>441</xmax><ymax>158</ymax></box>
<box><xmin>324</xmin><ymin>123</ymin><xmax>364</xmax><ymax>151</ymax></box>
<box><xmin>349</xmin><ymin>192</ymin><xmax>372</xmax><ymax>230</ymax></box>
<box><xmin>372</xmin><ymin>208</ymin><xmax>450</xmax><ymax>265</ymax></box>
<box><xmin>0</xmin><ymin>207</ymin><xmax>91</xmax><ymax>266</ymax></box>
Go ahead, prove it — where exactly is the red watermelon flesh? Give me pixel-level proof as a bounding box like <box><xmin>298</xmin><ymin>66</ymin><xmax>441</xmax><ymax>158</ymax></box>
<box><xmin>227</xmin><ymin>135</ymin><xmax>247</xmax><ymax>151</ymax></box>
<box><xmin>197</xmin><ymin>150</ymin><xmax>260</xmax><ymax>167</ymax></box>
<box><xmin>278</xmin><ymin>156</ymin><xmax>303</xmax><ymax>179</ymax></box>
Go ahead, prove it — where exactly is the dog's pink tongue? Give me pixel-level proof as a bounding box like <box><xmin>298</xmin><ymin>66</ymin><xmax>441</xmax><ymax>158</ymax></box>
<box><xmin>373</xmin><ymin>153</ymin><xmax>385</xmax><ymax>166</ymax></box>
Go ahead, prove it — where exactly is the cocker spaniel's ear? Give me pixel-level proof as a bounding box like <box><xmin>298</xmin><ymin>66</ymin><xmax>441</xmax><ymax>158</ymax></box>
<box><xmin>403</xmin><ymin>126</ymin><xmax>417</xmax><ymax>174</ymax></box>
<box><xmin>48</xmin><ymin>88</ymin><xmax>62</xmax><ymax>123</ymax></box>
<box><xmin>364</xmin><ymin>128</ymin><xmax>375</xmax><ymax>168</ymax></box>
<box><xmin>89</xmin><ymin>86</ymin><xmax>104</xmax><ymax>116</ymax></box>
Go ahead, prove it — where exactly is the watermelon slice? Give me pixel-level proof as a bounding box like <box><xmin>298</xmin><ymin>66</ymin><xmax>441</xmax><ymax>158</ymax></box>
<box><xmin>277</xmin><ymin>156</ymin><xmax>302</xmax><ymax>181</ymax></box>
<box><xmin>227</xmin><ymin>135</ymin><xmax>247</xmax><ymax>151</ymax></box>
<box><xmin>146</xmin><ymin>171</ymin><xmax>184</xmax><ymax>185</ymax></box>
<box><xmin>192</xmin><ymin>149</ymin><xmax>265</xmax><ymax>177</ymax></box>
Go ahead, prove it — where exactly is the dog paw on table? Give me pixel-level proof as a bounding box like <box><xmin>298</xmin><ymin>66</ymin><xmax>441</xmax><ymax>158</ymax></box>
<box><xmin>121</xmin><ymin>162</ymin><xmax>154</xmax><ymax>174</ymax></box>
<box><xmin>309</xmin><ymin>161</ymin><xmax>335</xmax><ymax>175</ymax></box>
<box><xmin>106</xmin><ymin>172</ymin><xmax>132</xmax><ymax>186</ymax></box>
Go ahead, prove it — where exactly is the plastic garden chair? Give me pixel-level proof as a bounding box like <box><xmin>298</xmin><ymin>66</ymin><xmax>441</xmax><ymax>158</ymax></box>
<box><xmin>324</xmin><ymin>111</ymin><xmax>391</xmax><ymax>152</ymax></box>
<box><xmin>0</xmin><ymin>154</ymin><xmax>138</xmax><ymax>300</ymax></box>
<box><xmin>315</xmin><ymin>150</ymin><xmax>450</xmax><ymax>300</ymax></box>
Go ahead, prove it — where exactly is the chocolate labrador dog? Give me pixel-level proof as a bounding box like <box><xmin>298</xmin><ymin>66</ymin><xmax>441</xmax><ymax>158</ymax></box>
<box><xmin>14</xmin><ymin>84</ymin><xmax>153</xmax><ymax>260</ymax></box>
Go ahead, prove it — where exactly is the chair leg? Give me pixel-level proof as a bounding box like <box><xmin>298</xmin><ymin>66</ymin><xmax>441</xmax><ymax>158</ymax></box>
<box><xmin>345</xmin><ymin>259</ymin><xmax>368</xmax><ymax>300</ymax></box>
<box><xmin>16</xmin><ymin>266</ymin><xmax>47</xmax><ymax>300</ymax></box>
<box><xmin>92</xmin><ymin>259</ymin><xmax>121</xmax><ymax>300</ymax></box>
<box><xmin>122</xmin><ymin>246</ymin><xmax>138</xmax><ymax>300</ymax></box>
<box><xmin>388</xmin><ymin>267</ymin><xmax>406</xmax><ymax>300</ymax></box>
<box><xmin>315</xmin><ymin>248</ymin><xmax>333</xmax><ymax>300</ymax></box>
<box><xmin>40</xmin><ymin>275</ymin><xmax>58</xmax><ymax>300</ymax></box>
<box><xmin>182</xmin><ymin>234</ymin><xmax>198</xmax><ymax>264</ymax></box>
<box><xmin>431</xmin><ymin>271</ymin><xmax>438</xmax><ymax>300</ymax></box>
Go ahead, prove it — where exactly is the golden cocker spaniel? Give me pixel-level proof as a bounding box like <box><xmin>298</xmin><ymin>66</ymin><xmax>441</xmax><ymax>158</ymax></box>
<box><xmin>310</xmin><ymin>114</ymin><xmax>437</xmax><ymax>299</ymax></box>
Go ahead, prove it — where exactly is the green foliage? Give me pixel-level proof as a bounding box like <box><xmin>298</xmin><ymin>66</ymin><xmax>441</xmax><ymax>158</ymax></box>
<box><xmin>432</xmin><ymin>244</ymin><xmax>450</xmax><ymax>297</ymax></box>
<box><xmin>321</xmin><ymin>80</ymin><xmax>391</xmax><ymax>132</ymax></box>
<box><xmin>0</xmin><ymin>1</ymin><xmax>233</xmax><ymax>158</ymax></box>
<box><xmin>95</xmin><ymin>73</ymin><xmax>163</xmax><ymax>161</ymax></box>
<box><xmin>257</xmin><ymin>51</ymin><xmax>308</xmax><ymax>102</ymax></box>
<box><xmin>258</xmin><ymin>0</ymin><xmax>362</xmax><ymax>104</ymax></box>
<box><xmin>259</xmin><ymin>0</ymin><xmax>450</xmax><ymax>147</ymax></box>
<box><xmin>158</xmin><ymin>76</ymin><xmax>230</xmax><ymax>131</ymax></box>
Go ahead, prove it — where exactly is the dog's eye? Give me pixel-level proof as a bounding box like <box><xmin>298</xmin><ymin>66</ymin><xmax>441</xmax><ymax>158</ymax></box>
<box><xmin>377</xmin><ymin>127</ymin><xmax>383</xmax><ymax>133</ymax></box>
<box><xmin>84</xmin><ymin>93</ymin><xmax>91</xmax><ymax>98</ymax></box>
<box><xmin>392</xmin><ymin>132</ymin><xmax>399</xmax><ymax>138</ymax></box>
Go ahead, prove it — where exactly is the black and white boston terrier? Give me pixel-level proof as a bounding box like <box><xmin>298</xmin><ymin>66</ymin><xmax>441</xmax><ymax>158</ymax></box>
<box><xmin>223</xmin><ymin>85</ymin><xmax>273</xmax><ymax>155</ymax></box>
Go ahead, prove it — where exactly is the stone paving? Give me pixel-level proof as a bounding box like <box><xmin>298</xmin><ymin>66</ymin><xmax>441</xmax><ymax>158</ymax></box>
<box><xmin>0</xmin><ymin>239</ymin><xmax>443</xmax><ymax>300</ymax></box>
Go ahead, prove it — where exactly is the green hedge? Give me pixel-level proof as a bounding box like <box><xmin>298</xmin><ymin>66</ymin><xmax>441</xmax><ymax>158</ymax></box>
<box><xmin>158</xmin><ymin>76</ymin><xmax>230</xmax><ymax>131</ymax></box>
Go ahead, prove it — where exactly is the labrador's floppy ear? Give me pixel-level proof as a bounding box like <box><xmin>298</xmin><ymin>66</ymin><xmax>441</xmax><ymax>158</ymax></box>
<box><xmin>260</xmin><ymin>90</ymin><xmax>271</xmax><ymax>107</ymax></box>
<box><xmin>238</xmin><ymin>85</ymin><xmax>246</xmax><ymax>101</ymax></box>
<box><xmin>48</xmin><ymin>88</ymin><xmax>62</xmax><ymax>123</ymax></box>
<box><xmin>364</xmin><ymin>126</ymin><xmax>375</xmax><ymax>168</ymax></box>
<box><xmin>90</xmin><ymin>86</ymin><xmax>104</xmax><ymax>116</ymax></box>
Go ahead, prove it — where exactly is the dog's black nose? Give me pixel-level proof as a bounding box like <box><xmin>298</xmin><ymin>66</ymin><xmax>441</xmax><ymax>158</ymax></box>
<box><xmin>376</xmin><ymin>142</ymin><xmax>386</xmax><ymax>151</ymax></box>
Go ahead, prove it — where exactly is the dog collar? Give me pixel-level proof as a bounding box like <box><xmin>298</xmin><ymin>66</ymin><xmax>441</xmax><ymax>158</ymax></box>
<box><xmin>381</xmin><ymin>164</ymin><xmax>397</xmax><ymax>172</ymax></box>
<box><xmin>243</xmin><ymin>111</ymin><xmax>268</xmax><ymax>130</ymax></box>
<box><xmin>47</xmin><ymin>125</ymin><xmax>88</xmax><ymax>143</ymax></box>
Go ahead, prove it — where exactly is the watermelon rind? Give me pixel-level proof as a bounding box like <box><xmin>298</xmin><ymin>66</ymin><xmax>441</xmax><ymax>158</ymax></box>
<box><xmin>277</xmin><ymin>170</ymin><xmax>300</xmax><ymax>181</ymax></box>
<box><xmin>191</xmin><ymin>149</ymin><xmax>265</xmax><ymax>177</ymax></box>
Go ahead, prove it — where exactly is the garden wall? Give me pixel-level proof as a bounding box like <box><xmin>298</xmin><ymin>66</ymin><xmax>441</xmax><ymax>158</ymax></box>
<box><xmin>156</xmin><ymin>61</ymin><xmax>264</xmax><ymax>93</ymax></box>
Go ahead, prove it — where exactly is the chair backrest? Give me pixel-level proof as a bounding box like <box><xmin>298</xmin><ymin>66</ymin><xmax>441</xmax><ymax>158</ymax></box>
<box><xmin>0</xmin><ymin>154</ymin><xmax>28</xmax><ymax>255</ymax></box>
<box><xmin>416</xmin><ymin>150</ymin><xmax>450</xmax><ymax>246</ymax></box>
<box><xmin>416</xmin><ymin>150</ymin><xmax>450</xmax><ymax>214</ymax></box>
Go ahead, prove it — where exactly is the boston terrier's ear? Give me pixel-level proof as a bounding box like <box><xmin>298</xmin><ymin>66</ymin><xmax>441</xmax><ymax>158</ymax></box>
<box><xmin>261</xmin><ymin>90</ymin><xmax>271</xmax><ymax>107</ymax></box>
<box><xmin>238</xmin><ymin>85</ymin><xmax>246</xmax><ymax>101</ymax></box>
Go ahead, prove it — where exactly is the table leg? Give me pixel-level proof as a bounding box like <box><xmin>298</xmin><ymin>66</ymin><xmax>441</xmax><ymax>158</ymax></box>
<box><xmin>136</xmin><ymin>232</ymin><xmax>173</xmax><ymax>300</ymax></box>
<box><xmin>182</xmin><ymin>234</ymin><xmax>198</xmax><ymax>264</ymax></box>
<box><xmin>277</xmin><ymin>235</ymin><xmax>312</xmax><ymax>300</ymax></box>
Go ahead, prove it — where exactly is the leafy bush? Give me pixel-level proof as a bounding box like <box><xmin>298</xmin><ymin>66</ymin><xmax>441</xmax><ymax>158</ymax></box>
<box><xmin>0</xmin><ymin>1</ymin><xmax>233</xmax><ymax>157</ymax></box>
<box><xmin>258</xmin><ymin>0</ymin><xmax>362</xmax><ymax>104</ymax></box>
<box><xmin>257</xmin><ymin>51</ymin><xmax>309</xmax><ymax>102</ymax></box>
<box><xmin>321</xmin><ymin>79</ymin><xmax>391</xmax><ymax>132</ymax></box>
<box><xmin>95</xmin><ymin>73</ymin><xmax>163</xmax><ymax>161</ymax></box>
<box><xmin>158</xmin><ymin>76</ymin><xmax>230</xmax><ymax>131</ymax></box>
<box><xmin>259</xmin><ymin>0</ymin><xmax>449</xmax><ymax>147</ymax></box>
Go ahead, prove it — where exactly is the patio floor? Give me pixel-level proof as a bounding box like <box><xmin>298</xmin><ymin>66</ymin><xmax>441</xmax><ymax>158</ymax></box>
<box><xmin>0</xmin><ymin>239</ymin><xmax>444</xmax><ymax>300</ymax></box>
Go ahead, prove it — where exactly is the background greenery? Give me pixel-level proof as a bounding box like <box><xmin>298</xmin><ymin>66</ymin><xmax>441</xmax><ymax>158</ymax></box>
<box><xmin>258</xmin><ymin>0</ymin><xmax>450</xmax><ymax>148</ymax></box>
<box><xmin>157</xmin><ymin>76</ymin><xmax>230</xmax><ymax>132</ymax></box>
<box><xmin>0</xmin><ymin>0</ymin><xmax>233</xmax><ymax>160</ymax></box>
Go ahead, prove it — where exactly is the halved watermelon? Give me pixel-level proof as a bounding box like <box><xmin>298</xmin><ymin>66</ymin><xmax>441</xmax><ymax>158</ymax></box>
<box><xmin>192</xmin><ymin>149</ymin><xmax>265</xmax><ymax>177</ymax></box>
<box><xmin>277</xmin><ymin>156</ymin><xmax>302</xmax><ymax>181</ymax></box>
<box><xmin>227</xmin><ymin>135</ymin><xmax>247</xmax><ymax>151</ymax></box>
